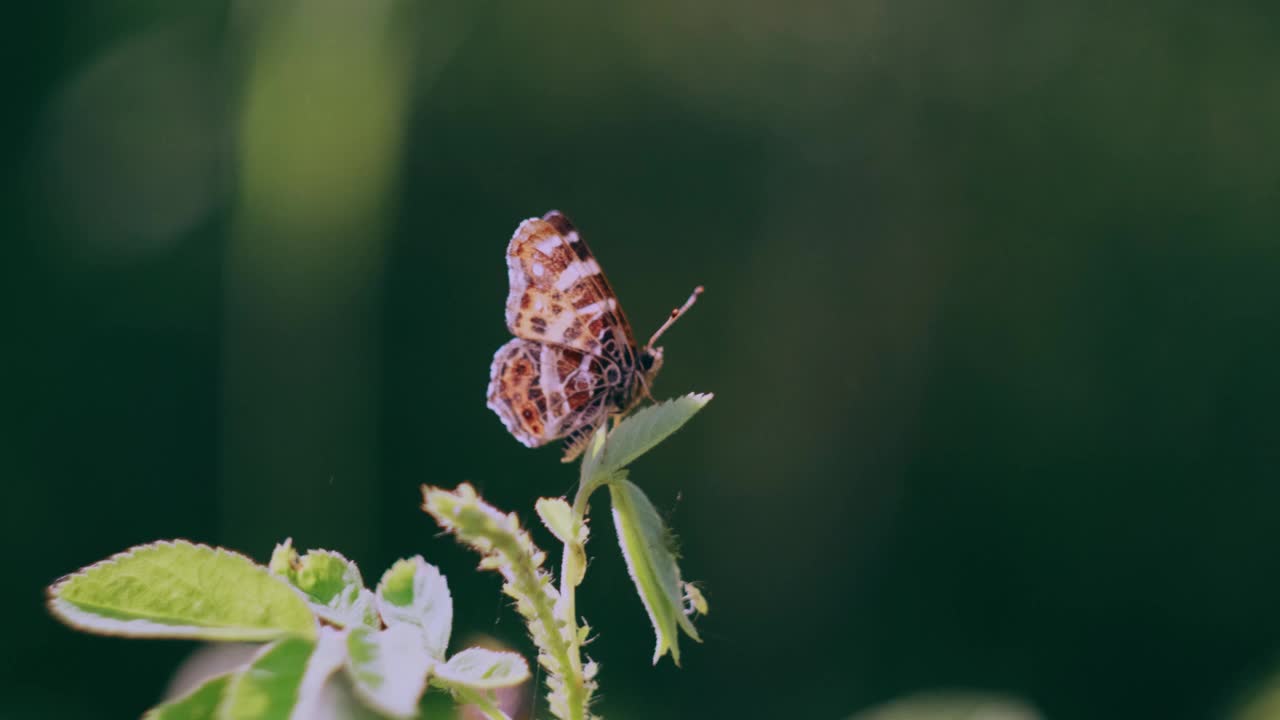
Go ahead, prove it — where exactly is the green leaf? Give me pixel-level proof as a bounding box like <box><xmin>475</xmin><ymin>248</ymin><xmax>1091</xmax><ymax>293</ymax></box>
<box><xmin>562</xmin><ymin>541</ymin><xmax>587</xmax><ymax>589</ymax></box>
<box><xmin>143</xmin><ymin>674</ymin><xmax>230</xmax><ymax>720</ymax></box>
<box><xmin>596</xmin><ymin>393</ymin><xmax>712</xmax><ymax>476</ymax></box>
<box><xmin>610</xmin><ymin>478</ymin><xmax>701</xmax><ymax>665</ymax></box>
<box><xmin>290</xmin><ymin>627</ymin><xmax>350</xmax><ymax>719</ymax></box>
<box><xmin>48</xmin><ymin>540</ymin><xmax>315</xmax><ymax>641</ymax></box>
<box><xmin>375</xmin><ymin>556</ymin><xmax>453</xmax><ymax>660</ymax></box>
<box><xmin>535</xmin><ymin>498</ymin><xmax>576</xmax><ymax>545</ymax></box>
<box><xmin>326</xmin><ymin>675</ymin><xmax>401</xmax><ymax>720</ymax></box>
<box><xmin>577</xmin><ymin>425</ymin><xmax>610</xmax><ymax>490</ymax></box>
<box><xmin>433</xmin><ymin>647</ymin><xmax>530</xmax><ymax>691</ymax></box>
<box><xmin>346</xmin><ymin>624</ymin><xmax>434</xmax><ymax>719</ymax></box>
<box><xmin>537</xmin><ymin>497</ymin><xmax>587</xmax><ymax>587</ymax></box>
<box><xmin>219</xmin><ymin>637</ymin><xmax>315</xmax><ymax>720</ymax></box>
<box><xmin>270</xmin><ymin>540</ymin><xmax>378</xmax><ymax>630</ymax></box>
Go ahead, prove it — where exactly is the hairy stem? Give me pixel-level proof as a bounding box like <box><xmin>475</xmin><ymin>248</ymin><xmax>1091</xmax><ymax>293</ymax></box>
<box><xmin>422</xmin><ymin>484</ymin><xmax>590</xmax><ymax>720</ymax></box>
<box><xmin>558</xmin><ymin>467</ymin><xmax>608</xmax><ymax>719</ymax></box>
<box><xmin>558</xmin><ymin>545</ymin><xmax>585</xmax><ymax>720</ymax></box>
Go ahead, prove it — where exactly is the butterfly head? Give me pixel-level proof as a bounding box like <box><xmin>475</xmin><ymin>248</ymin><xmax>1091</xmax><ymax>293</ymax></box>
<box><xmin>639</xmin><ymin>346</ymin><xmax>665</xmax><ymax>385</ymax></box>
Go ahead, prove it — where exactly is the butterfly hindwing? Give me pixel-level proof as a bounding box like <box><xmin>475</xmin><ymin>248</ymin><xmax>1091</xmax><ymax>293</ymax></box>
<box><xmin>486</xmin><ymin>337</ymin><xmax>626</xmax><ymax>459</ymax></box>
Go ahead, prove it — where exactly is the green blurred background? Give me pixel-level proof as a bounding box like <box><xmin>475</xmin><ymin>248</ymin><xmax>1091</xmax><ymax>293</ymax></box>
<box><xmin>5</xmin><ymin>0</ymin><xmax>1280</xmax><ymax>718</ymax></box>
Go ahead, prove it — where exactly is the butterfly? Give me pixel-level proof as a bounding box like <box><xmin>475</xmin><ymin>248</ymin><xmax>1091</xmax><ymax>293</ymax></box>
<box><xmin>486</xmin><ymin>210</ymin><xmax>702</xmax><ymax>461</ymax></box>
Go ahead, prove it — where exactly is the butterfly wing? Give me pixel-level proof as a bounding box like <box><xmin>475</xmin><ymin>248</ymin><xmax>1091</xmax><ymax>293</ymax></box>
<box><xmin>486</xmin><ymin>337</ymin><xmax>619</xmax><ymax>460</ymax></box>
<box><xmin>504</xmin><ymin>211</ymin><xmax>639</xmax><ymax>372</ymax></box>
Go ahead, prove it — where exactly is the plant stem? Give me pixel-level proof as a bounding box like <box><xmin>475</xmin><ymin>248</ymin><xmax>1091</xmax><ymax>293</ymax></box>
<box><xmin>422</xmin><ymin>485</ymin><xmax>590</xmax><ymax>720</ymax></box>
<box><xmin>490</xmin><ymin>530</ymin><xmax>584</xmax><ymax>720</ymax></box>
<box><xmin>554</xmin><ymin>464</ymin><xmax>615</xmax><ymax>720</ymax></box>
<box><xmin>559</xmin><ymin>544</ymin><xmax>585</xmax><ymax>720</ymax></box>
<box><xmin>561</xmin><ymin>473</ymin><xmax>604</xmax><ymax>720</ymax></box>
<box><xmin>572</xmin><ymin>470</ymin><xmax>609</xmax><ymax>518</ymax></box>
<box><xmin>452</xmin><ymin>686</ymin><xmax>509</xmax><ymax>720</ymax></box>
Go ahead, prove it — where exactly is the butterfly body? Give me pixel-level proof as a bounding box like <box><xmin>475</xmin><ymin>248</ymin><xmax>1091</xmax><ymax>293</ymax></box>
<box><xmin>486</xmin><ymin>210</ymin><xmax>692</xmax><ymax>461</ymax></box>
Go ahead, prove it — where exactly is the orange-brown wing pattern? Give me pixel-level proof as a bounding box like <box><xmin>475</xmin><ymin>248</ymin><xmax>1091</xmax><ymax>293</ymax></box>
<box><xmin>504</xmin><ymin>211</ymin><xmax>638</xmax><ymax>373</ymax></box>
<box><xmin>486</xmin><ymin>337</ymin><xmax>624</xmax><ymax>459</ymax></box>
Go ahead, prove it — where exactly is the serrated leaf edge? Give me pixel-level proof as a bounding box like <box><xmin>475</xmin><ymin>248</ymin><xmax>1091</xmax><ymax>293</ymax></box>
<box><xmin>597</xmin><ymin>392</ymin><xmax>713</xmax><ymax>475</ymax></box>
<box><xmin>433</xmin><ymin>647</ymin><xmax>531</xmax><ymax>690</ymax></box>
<box><xmin>344</xmin><ymin>625</ymin><xmax>435</xmax><ymax>719</ymax></box>
<box><xmin>47</xmin><ymin>539</ymin><xmax>317</xmax><ymax>640</ymax></box>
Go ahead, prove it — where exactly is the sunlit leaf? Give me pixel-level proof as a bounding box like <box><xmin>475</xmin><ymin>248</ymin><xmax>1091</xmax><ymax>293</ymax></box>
<box><xmin>143</xmin><ymin>674</ymin><xmax>230</xmax><ymax>720</ymax></box>
<box><xmin>269</xmin><ymin>540</ymin><xmax>377</xmax><ymax>630</ymax></box>
<box><xmin>535</xmin><ymin>498</ymin><xmax>576</xmax><ymax>545</ymax></box>
<box><xmin>48</xmin><ymin>540</ymin><xmax>315</xmax><ymax>641</ymax></box>
<box><xmin>219</xmin><ymin>637</ymin><xmax>314</xmax><ymax>720</ymax></box>
<box><xmin>433</xmin><ymin>647</ymin><xmax>530</xmax><ymax>690</ymax></box>
<box><xmin>609</xmin><ymin>478</ymin><xmax>700</xmax><ymax>665</ymax></box>
<box><xmin>577</xmin><ymin>424</ymin><xmax>610</xmax><ymax>486</ymax></box>
<box><xmin>346</xmin><ymin>625</ymin><xmax>434</xmax><ymax>719</ymax></box>
<box><xmin>290</xmin><ymin>627</ymin><xmax>350</xmax><ymax>720</ymax></box>
<box><xmin>596</xmin><ymin>393</ymin><xmax>712</xmax><ymax>476</ymax></box>
<box><xmin>537</xmin><ymin>497</ymin><xmax>587</xmax><ymax>587</ymax></box>
<box><xmin>376</xmin><ymin>556</ymin><xmax>453</xmax><ymax>660</ymax></box>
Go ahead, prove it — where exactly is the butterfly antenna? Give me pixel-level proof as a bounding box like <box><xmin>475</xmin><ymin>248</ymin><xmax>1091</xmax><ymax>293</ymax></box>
<box><xmin>647</xmin><ymin>285</ymin><xmax>704</xmax><ymax>347</ymax></box>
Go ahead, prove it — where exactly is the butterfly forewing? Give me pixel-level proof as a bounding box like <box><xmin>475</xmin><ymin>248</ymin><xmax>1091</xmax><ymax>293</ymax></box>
<box><xmin>504</xmin><ymin>211</ymin><xmax>638</xmax><ymax>372</ymax></box>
